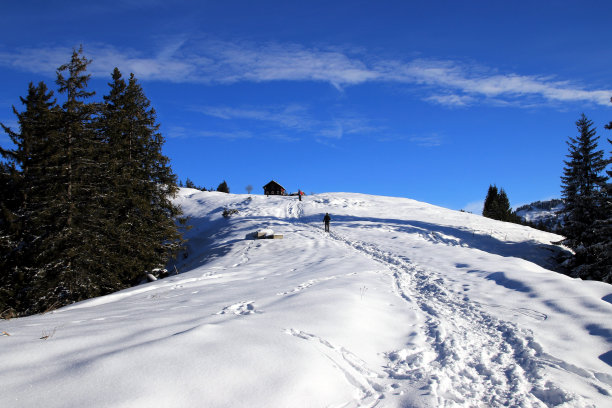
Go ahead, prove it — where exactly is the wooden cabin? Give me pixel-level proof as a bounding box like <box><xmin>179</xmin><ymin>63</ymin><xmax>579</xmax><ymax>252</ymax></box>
<box><xmin>263</xmin><ymin>180</ymin><xmax>286</xmax><ymax>196</ymax></box>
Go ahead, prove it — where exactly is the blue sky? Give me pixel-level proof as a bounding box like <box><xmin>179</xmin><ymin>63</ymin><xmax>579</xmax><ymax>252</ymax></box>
<box><xmin>1</xmin><ymin>1</ymin><xmax>611</xmax><ymax>211</ymax></box>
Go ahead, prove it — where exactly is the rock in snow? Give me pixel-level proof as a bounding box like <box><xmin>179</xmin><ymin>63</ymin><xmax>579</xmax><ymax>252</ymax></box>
<box><xmin>0</xmin><ymin>189</ymin><xmax>611</xmax><ymax>407</ymax></box>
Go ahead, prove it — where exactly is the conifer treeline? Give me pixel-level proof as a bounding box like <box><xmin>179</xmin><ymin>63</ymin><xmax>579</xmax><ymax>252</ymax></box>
<box><xmin>0</xmin><ymin>48</ymin><xmax>185</xmax><ymax>317</ymax></box>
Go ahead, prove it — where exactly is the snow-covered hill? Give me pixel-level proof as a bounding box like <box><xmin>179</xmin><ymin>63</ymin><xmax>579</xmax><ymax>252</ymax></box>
<box><xmin>515</xmin><ymin>199</ymin><xmax>565</xmax><ymax>231</ymax></box>
<box><xmin>1</xmin><ymin>190</ymin><xmax>611</xmax><ymax>407</ymax></box>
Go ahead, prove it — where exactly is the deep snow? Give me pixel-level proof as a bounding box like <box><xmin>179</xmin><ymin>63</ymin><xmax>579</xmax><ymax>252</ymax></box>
<box><xmin>1</xmin><ymin>190</ymin><xmax>611</xmax><ymax>407</ymax></box>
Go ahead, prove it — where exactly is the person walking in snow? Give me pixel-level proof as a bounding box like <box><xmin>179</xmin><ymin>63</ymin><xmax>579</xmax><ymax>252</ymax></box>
<box><xmin>323</xmin><ymin>213</ymin><xmax>331</xmax><ymax>232</ymax></box>
<box><xmin>298</xmin><ymin>189</ymin><xmax>302</xmax><ymax>201</ymax></box>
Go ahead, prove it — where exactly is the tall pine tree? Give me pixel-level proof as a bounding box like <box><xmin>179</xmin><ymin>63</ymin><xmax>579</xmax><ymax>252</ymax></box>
<box><xmin>560</xmin><ymin>114</ymin><xmax>608</xmax><ymax>281</ymax></box>
<box><xmin>591</xmin><ymin>107</ymin><xmax>612</xmax><ymax>282</ymax></box>
<box><xmin>52</xmin><ymin>46</ymin><xmax>105</xmax><ymax>306</ymax></box>
<box><xmin>98</xmin><ymin>68</ymin><xmax>185</xmax><ymax>286</ymax></box>
<box><xmin>483</xmin><ymin>185</ymin><xmax>500</xmax><ymax>219</ymax></box>
<box><xmin>0</xmin><ymin>81</ymin><xmax>63</xmax><ymax>315</ymax></box>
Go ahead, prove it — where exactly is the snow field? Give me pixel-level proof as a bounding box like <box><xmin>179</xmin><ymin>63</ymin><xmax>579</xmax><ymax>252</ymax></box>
<box><xmin>0</xmin><ymin>189</ymin><xmax>611</xmax><ymax>407</ymax></box>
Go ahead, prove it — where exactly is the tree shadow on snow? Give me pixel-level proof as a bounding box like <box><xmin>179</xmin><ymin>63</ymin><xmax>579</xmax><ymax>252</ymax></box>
<box><xmin>599</xmin><ymin>350</ymin><xmax>612</xmax><ymax>367</ymax></box>
<box><xmin>484</xmin><ymin>272</ymin><xmax>535</xmax><ymax>296</ymax></box>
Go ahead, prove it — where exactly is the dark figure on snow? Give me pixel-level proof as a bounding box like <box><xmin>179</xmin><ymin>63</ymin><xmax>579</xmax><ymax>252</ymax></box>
<box><xmin>323</xmin><ymin>213</ymin><xmax>331</xmax><ymax>232</ymax></box>
<box><xmin>298</xmin><ymin>189</ymin><xmax>302</xmax><ymax>201</ymax></box>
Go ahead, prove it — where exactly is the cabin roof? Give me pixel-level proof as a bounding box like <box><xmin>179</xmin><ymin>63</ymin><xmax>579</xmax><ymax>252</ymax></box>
<box><xmin>263</xmin><ymin>180</ymin><xmax>285</xmax><ymax>190</ymax></box>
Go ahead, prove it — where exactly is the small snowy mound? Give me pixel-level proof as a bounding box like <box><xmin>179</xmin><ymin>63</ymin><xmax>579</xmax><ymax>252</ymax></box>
<box><xmin>256</xmin><ymin>228</ymin><xmax>275</xmax><ymax>237</ymax></box>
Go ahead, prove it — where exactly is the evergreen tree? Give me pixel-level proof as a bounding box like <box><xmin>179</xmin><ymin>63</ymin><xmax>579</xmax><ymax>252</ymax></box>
<box><xmin>0</xmin><ymin>157</ymin><xmax>22</xmax><ymax>316</ymax></box>
<box><xmin>217</xmin><ymin>180</ymin><xmax>230</xmax><ymax>193</ymax></box>
<box><xmin>483</xmin><ymin>185</ymin><xmax>500</xmax><ymax>219</ymax></box>
<box><xmin>56</xmin><ymin>46</ymin><xmax>96</xmax><ymax>227</ymax></box>
<box><xmin>0</xmin><ymin>161</ymin><xmax>20</xmax><ymax>316</ymax></box>
<box><xmin>51</xmin><ymin>46</ymin><xmax>105</xmax><ymax>306</ymax></box>
<box><xmin>559</xmin><ymin>114</ymin><xmax>608</xmax><ymax>281</ymax></box>
<box><xmin>496</xmin><ymin>188</ymin><xmax>512</xmax><ymax>221</ymax></box>
<box><xmin>590</xmin><ymin>112</ymin><xmax>612</xmax><ymax>282</ymax></box>
<box><xmin>0</xmin><ymin>81</ymin><xmax>63</xmax><ymax>315</ymax></box>
<box><xmin>99</xmin><ymin>69</ymin><xmax>185</xmax><ymax>286</ymax></box>
<box><xmin>94</xmin><ymin>67</ymin><xmax>136</xmax><ymax>290</ymax></box>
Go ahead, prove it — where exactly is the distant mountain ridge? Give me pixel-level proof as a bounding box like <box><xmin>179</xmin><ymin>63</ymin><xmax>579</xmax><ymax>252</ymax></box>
<box><xmin>515</xmin><ymin>199</ymin><xmax>565</xmax><ymax>231</ymax></box>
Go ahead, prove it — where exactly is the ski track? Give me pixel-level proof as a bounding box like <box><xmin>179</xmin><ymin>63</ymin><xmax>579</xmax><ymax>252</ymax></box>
<box><xmin>282</xmin><ymin>199</ymin><xmax>600</xmax><ymax>407</ymax></box>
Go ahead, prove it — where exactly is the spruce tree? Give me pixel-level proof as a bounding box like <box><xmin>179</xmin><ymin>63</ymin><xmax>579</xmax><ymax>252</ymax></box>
<box><xmin>483</xmin><ymin>185</ymin><xmax>500</xmax><ymax>219</ymax></box>
<box><xmin>56</xmin><ymin>46</ymin><xmax>96</xmax><ymax>227</ymax></box>
<box><xmin>0</xmin><ymin>159</ymin><xmax>22</xmax><ymax>316</ymax></box>
<box><xmin>590</xmin><ymin>113</ymin><xmax>612</xmax><ymax>282</ymax></box>
<box><xmin>217</xmin><ymin>180</ymin><xmax>230</xmax><ymax>193</ymax></box>
<box><xmin>52</xmin><ymin>46</ymin><xmax>107</xmax><ymax>306</ymax></box>
<box><xmin>560</xmin><ymin>114</ymin><xmax>608</xmax><ymax>280</ymax></box>
<box><xmin>0</xmin><ymin>81</ymin><xmax>63</xmax><ymax>315</ymax></box>
<box><xmin>99</xmin><ymin>69</ymin><xmax>184</xmax><ymax>286</ymax></box>
<box><xmin>496</xmin><ymin>188</ymin><xmax>513</xmax><ymax>221</ymax></box>
<box><xmin>126</xmin><ymin>72</ymin><xmax>184</xmax><ymax>271</ymax></box>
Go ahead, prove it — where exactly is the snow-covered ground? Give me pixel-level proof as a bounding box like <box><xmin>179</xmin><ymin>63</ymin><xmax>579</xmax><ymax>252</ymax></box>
<box><xmin>1</xmin><ymin>189</ymin><xmax>611</xmax><ymax>407</ymax></box>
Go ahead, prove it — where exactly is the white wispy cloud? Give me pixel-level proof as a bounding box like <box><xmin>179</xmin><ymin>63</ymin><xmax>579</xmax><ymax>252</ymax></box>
<box><xmin>193</xmin><ymin>103</ymin><xmax>382</xmax><ymax>141</ymax></box>
<box><xmin>377</xmin><ymin>59</ymin><xmax>612</xmax><ymax>106</ymax></box>
<box><xmin>1</xmin><ymin>39</ymin><xmax>611</xmax><ymax>107</ymax></box>
<box><xmin>193</xmin><ymin>104</ymin><xmax>316</xmax><ymax>132</ymax></box>
<box><xmin>200</xmin><ymin>40</ymin><xmax>378</xmax><ymax>89</ymax></box>
<box><xmin>166</xmin><ymin>125</ymin><xmax>252</xmax><ymax>140</ymax></box>
<box><xmin>0</xmin><ymin>43</ymin><xmax>196</xmax><ymax>82</ymax></box>
<box><xmin>333</xmin><ymin>115</ymin><xmax>382</xmax><ymax>136</ymax></box>
<box><xmin>424</xmin><ymin>93</ymin><xmax>476</xmax><ymax>107</ymax></box>
<box><xmin>409</xmin><ymin>134</ymin><xmax>443</xmax><ymax>147</ymax></box>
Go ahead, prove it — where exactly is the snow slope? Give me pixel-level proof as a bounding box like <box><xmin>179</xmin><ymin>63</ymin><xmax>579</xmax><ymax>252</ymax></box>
<box><xmin>1</xmin><ymin>190</ymin><xmax>611</xmax><ymax>407</ymax></box>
